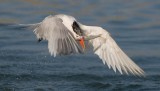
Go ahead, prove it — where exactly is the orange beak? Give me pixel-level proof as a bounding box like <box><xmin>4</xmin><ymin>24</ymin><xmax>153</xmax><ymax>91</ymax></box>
<box><xmin>79</xmin><ymin>37</ymin><xmax>85</xmax><ymax>50</ymax></box>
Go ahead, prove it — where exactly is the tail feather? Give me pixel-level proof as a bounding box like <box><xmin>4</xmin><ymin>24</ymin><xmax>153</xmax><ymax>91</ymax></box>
<box><xmin>18</xmin><ymin>23</ymin><xmax>40</xmax><ymax>29</ymax></box>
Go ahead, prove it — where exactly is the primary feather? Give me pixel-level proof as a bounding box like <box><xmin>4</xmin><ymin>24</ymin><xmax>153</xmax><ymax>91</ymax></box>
<box><xmin>78</xmin><ymin>25</ymin><xmax>145</xmax><ymax>76</ymax></box>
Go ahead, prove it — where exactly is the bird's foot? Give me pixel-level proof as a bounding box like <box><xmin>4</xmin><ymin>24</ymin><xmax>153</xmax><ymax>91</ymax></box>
<box><xmin>37</xmin><ymin>38</ymin><xmax>43</xmax><ymax>43</ymax></box>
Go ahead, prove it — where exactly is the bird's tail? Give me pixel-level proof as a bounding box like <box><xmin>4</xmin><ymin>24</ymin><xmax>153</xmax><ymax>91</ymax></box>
<box><xmin>18</xmin><ymin>23</ymin><xmax>40</xmax><ymax>29</ymax></box>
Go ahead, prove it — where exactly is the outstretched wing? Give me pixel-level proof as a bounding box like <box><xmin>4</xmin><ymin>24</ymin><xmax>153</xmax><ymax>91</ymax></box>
<box><xmin>84</xmin><ymin>26</ymin><xmax>145</xmax><ymax>76</ymax></box>
<box><xmin>32</xmin><ymin>15</ymin><xmax>83</xmax><ymax>56</ymax></box>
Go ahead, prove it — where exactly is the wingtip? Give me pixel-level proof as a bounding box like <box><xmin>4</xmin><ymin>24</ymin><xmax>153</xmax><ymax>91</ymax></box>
<box><xmin>125</xmin><ymin>69</ymin><xmax>146</xmax><ymax>77</ymax></box>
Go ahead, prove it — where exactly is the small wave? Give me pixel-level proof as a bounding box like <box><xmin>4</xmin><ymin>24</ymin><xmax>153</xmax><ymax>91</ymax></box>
<box><xmin>66</xmin><ymin>74</ymin><xmax>104</xmax><ymax>81</ymax></box>
<box><xmin>126</xmin><ymin>84</ymin><xmax>142</xmax><ymax>89</ymax></box>
<box><xmin>85</xmin><ymin>82</ymin><xmax>112</xmax><ymax>89</ymax></box>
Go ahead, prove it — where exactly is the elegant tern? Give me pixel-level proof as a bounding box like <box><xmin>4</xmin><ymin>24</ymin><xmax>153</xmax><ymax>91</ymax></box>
<box><xmin>22</xmin><ymin>14</ymin><xmax>145</xmax><ymax>76</ymax></box>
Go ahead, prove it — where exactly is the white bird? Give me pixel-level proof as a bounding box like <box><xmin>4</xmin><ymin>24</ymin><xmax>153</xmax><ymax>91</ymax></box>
<box><xmin>23</xmin><ymin>14</ymin><xmax>145</xmax><ymax>76</ymax></box>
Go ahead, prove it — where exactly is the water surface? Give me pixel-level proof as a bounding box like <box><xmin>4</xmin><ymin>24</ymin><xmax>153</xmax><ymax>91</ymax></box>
<box><xmin>0</xmin><ymin>0</ymin><xmax>160</xmax><ymax>91</ymax></box>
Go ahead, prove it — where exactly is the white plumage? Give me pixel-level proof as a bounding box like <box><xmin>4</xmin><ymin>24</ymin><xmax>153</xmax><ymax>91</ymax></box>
<box><xmin>26</xmin><ymin>14</ymin><xmax>145</xmax><ymax>76</ymax></box>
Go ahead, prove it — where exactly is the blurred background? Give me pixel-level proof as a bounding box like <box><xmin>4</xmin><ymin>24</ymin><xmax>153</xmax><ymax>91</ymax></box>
<box><xmin>0</xmin><ymin>0</ymin><xmax>160</xmax><ymax>91</ymax></box>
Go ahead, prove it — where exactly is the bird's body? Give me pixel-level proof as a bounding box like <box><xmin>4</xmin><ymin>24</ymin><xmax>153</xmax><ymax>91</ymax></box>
<box><xmin>26</xmin><ymin>14</ymin><xmax>145</xmax><ymax>76</ymax></box>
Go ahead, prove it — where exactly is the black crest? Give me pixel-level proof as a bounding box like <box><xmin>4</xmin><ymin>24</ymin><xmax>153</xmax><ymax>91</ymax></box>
<box><xmin>72</xmin><ymin>21</ymin><xmax>83</xmax><ymax>36</ymax></box>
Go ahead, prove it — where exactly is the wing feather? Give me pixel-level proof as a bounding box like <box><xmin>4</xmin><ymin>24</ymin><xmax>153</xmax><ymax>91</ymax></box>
<box><xmin>84</xmin><ymin>26</ymin><xmax>145</xmax><ymax>76</ymax></box>
<box><xmin>32</xmin><ymin>15</ymin><xmax>83</xmax><ymax>56</ymax></box>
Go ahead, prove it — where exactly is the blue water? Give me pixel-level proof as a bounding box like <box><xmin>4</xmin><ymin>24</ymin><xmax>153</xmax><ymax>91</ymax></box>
<box><xmin>0</xmin><ymin>0</ymin><xmax>160</xmax><ymax>91</ymax></box>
